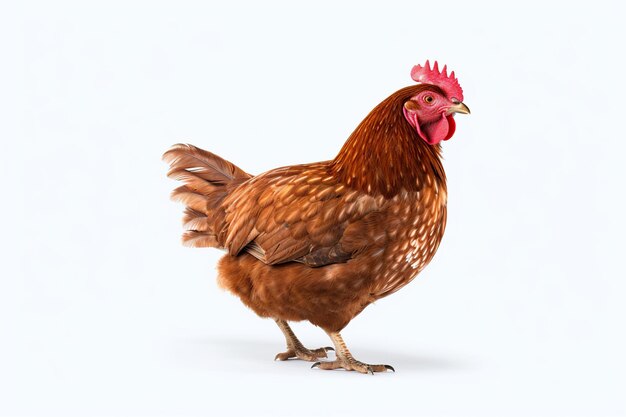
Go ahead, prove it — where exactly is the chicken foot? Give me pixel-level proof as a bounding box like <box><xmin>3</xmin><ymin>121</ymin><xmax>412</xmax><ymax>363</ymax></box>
<box><xmin>311</xmin><ymin>331</ymin><xmax>395</xmax><ymax>374</ymax></box>
<box><xmin>274</xmin><ymin>319</ymin><xmax>334</xmax><ymax>361</ymax></box>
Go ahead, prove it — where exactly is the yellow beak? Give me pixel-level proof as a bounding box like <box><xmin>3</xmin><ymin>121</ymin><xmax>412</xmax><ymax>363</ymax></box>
<box><xmin>447</xmin><ymin>102</ymin><xmax>471</xmax><ymax>115</ymax></box>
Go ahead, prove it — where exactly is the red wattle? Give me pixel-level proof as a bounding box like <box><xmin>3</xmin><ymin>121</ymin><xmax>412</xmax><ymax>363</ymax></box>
<box><xmin>444</xmin><ymin>115</ymin><xmax>456</xmax><ymax>141</ymax></box>
<box><xmin>421</xmin><ymin>113</ymin><xmax>450</xmax><ymax>145</ymax></box>
<box><xmin>403</xmin><ymin>109</ymin><xmax>457</xmax><ymax>145</ymax></box>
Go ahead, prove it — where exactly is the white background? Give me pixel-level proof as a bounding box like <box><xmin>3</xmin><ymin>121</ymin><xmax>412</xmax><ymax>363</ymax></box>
<box><xmin>1</xmin><ymin>1</ymin><xmax>625</xmax><ymax>416</ymax></box>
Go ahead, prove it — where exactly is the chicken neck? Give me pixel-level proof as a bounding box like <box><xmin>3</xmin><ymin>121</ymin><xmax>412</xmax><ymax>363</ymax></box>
<box><xmin>330</xmin><ymin>85</ymin><xmax>446</xmax><ymax>198</ymax></box>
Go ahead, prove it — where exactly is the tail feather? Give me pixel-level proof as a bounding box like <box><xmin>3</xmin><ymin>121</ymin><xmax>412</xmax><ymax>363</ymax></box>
<box><xmin>171</xmin><ymin>186</ymin><xmax>210</xmax><ymax>213</ymax></box>
<box><xmin>182</xmin><ymin>207</ymin><xmax>209</xmax><ymax>229</ymax></box>
<box><xmin>167</xmin><ymin>171</ymin><xmax>217</xmax><ymax>195</ymax></box>
<box><xmin>163</xmin><ymin>143</ymin><xmax>250</xmax><ymax>185</ymax></box>
<box><xmin>163</xmin><ymin>144</ymin><xmax>251</xmax><ymax>249</ymax></box>
<box><xmin>182</xmin><ymin>231</ymin><xmax>220</xmax><ymax>248</ymax></box>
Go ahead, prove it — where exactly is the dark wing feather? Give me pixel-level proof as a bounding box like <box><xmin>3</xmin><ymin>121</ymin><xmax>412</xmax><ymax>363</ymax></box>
<box><xmin>222</xmin><ymin>163</ymin><xmax>384</xmax><ymax>267</ymax></box>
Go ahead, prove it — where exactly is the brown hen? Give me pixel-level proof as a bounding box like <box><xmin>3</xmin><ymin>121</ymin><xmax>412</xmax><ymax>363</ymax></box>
<box><xmin>163</xmin><ymin>61</ymin><xmax>469</xmax><ymax>373</ymax></box>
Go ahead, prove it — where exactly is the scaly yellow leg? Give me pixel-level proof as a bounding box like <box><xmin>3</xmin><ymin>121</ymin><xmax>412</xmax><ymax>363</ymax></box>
<box><xmin>274</xmin><ymin>319</ymin><xmax>334</xmax><ymax>362</ymax></box>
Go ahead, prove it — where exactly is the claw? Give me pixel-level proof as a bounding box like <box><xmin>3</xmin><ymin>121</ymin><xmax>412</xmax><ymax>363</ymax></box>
<box><xmin>311</xmin><ymin>362</ymin><xmax>321</xmax><ymax>369</ymax></box>
<box><xmin>367</xmin><ymin>366</ymin><xmax>375</xmax><ymax>375</ymax></box>
<box><xmin>325</xmin><ymin>347</ymin><xmax>335</xmax><ymax>352</ymax></box>
<box><xmin>384</xmin><ymin>365</ymin><xmax>395</xmax><ymax>372</ymax></box>
<box><xmin>274</xmin><ymin>350</ymin><xmax>292</xmax><ymax>361</ymax></box>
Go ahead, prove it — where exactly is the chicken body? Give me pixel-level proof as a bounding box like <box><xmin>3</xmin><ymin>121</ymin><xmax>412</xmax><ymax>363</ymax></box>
<box><xmin>216</xmin><ymin>162</ymin><xmax>446</xmax><ymax>333</ymax></box>
<box><xmin>164</xmin><ymin>80</ymin><xmax>467</xmax><ymax>373</ymax></box>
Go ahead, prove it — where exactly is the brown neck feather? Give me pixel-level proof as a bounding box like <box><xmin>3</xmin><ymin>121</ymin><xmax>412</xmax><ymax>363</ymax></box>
<box><xmin>330</xmin><ymin>85</ymin><xmax>446</xmax><ymax>198</ymax></box>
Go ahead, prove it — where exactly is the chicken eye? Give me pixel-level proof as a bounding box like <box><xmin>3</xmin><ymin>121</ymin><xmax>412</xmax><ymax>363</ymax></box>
<box><xmin>424</xmin><ymin>95</ymin><xmax>434</xmax><ymax>104</ymax></box>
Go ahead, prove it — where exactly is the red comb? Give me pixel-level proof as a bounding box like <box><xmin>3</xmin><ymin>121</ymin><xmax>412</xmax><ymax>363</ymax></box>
<box><xmin>411</xmin><ymin>60</ymin><xmax>464</xmax><ymax>102</ymax></box>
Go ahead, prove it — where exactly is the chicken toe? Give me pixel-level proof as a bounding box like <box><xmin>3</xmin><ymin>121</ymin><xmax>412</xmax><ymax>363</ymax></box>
<box><xmin>311</xmin><ymin>331</ymin><xmax>394</xmax><ymax>374</ymax></box>
<box><xmin>312</xmin><ymin>358</ymin><xmax>394</xmax><ymax>374</ymax></box>
<box><xmin>275</xmin><ymin>346</ymin><xmax>333</xmax><ymax>362</ymax></box>
<box><xmin>274</xmin><ymin>319</ymin><xmax>334</xmax><ymax>362</ymax></box>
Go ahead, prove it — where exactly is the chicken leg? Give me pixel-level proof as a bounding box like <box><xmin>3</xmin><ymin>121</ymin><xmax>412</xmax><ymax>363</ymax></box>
<box><xmin>311</xmin><ymin>331</ymin><xmax>395</xmax><ymax>374</ymax></box>
<box><xmin>274</xmin><ymin>319</ymin><xmax>334</xmax><ymax>361</ymax></box>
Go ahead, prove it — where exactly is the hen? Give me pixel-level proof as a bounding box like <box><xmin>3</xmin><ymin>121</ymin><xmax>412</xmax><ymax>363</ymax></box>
<box><xmin>163</xmin><ymin>60</ymin><xmax>469</xmax><ymax>374</ymax></box>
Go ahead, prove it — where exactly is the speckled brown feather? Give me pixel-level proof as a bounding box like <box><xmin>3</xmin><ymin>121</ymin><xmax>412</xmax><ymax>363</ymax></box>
<box><xmin>221</xmin><ymin>163</ymin><xmax>385</xmax><ymax>266</ymax></box>
<box><xmin>164</xmin><ymin>84</ymin><xmax>448</xmax><ymax>333</ymax></box>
